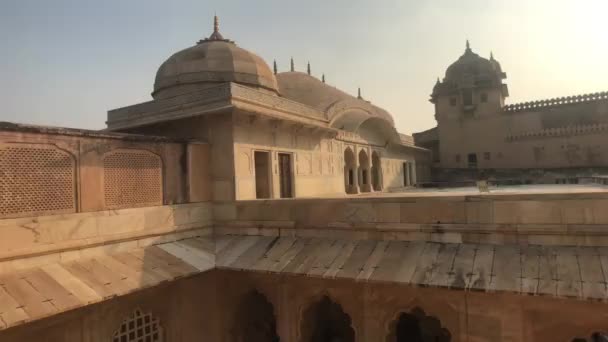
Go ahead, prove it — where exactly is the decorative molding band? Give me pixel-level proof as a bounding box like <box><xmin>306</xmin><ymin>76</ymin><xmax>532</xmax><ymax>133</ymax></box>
<box><xmin>506</xmin><ymin>123</ymin><xmax>608</xmax><ymax>142</ymax></box>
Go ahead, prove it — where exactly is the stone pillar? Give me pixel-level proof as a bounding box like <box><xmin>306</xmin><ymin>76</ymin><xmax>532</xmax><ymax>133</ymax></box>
<box><xmin>360</xmin><ymin>148</ymin><xmax>372</xmax><ymax>192</ymax></box>
<box><xmin>411</xmin><ymin>161</ymin><xmax>417</xmax><ymax>186</ymax></box>
<box><xmin>352</xmin><ymin>151</ymin><xmax>360</xmax><ymax>194</ymax></box>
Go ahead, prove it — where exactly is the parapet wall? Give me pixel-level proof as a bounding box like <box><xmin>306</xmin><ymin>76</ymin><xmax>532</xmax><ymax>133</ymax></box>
<box><xmin>503</xmin><ymin>91</ymin><xmax>608</xmax><ymax>113</ymax></box>
<box><xmin>0</xmin><ymin>123</ymin><xmax>211</xmax><ymax>219</ymax></box>
<box><xmin>0</xmin><ymin>202</ymin><xmax>212</xmax><ymax>276</ymax></box>
<box><xmin>215</xmin><ymin>192</ymin><xmax>608</xmax><ymax>247</ymax></box>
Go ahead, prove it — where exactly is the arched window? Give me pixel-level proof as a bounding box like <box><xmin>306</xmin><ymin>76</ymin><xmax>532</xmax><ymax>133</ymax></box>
<box><xmin>112</xmin><ymin>309</ymin><xmax>164</xmax><ymax>342</ymax></box>
<box><xmin>358</xmin><ymin>149</ymin><xmax>370</xmax><ymax>192</ymax></box>
<box><xmin>234</xmin><ymin>290</ymin><xmax>280</xmax><ymax>342</ymax></box>
<box><xmin>300</xmin><ymin>295</ymin><xmax>355</xmax><ymax>342</ymax></box>
<box><xmin>386</xmin><ymin>307</ymin><xmax>450</xmax><ymax>342</ymax></box>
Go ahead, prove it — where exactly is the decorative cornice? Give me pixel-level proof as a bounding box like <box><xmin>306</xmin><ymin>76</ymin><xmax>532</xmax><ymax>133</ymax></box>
<box><xmin>107</xmin><ymin>82</ymin><xmax>333</xmax><ymax>131</ymax></box>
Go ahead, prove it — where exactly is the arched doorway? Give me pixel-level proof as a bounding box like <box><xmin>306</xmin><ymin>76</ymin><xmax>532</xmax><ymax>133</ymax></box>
<box><xmin>344</xmin><ymin>148</ymin><xmax>357</xmax><ymax>194</ymax></box>
<box><xmin>358</xmin><ymin>149</ymin><xmax>371</xmax><ymax>192</ymax></box>
<box><xmin>386</xmin><ymin>307</ymin><xmax>451</xmax><ymax>342</ymax></box>
<box><xmin>371</xmin><ymin>151</ymin><xmax>382</xmax><ymax>191</ymax></box>
<box><xmin>234</xmin><ymin>290</ymin><xmax>280</xmax><ymax>342</ymax></box>
<box><xmin>300</xmin><ymin>296</ymin><xmax>355</xmax><ymax>342</ymax></box>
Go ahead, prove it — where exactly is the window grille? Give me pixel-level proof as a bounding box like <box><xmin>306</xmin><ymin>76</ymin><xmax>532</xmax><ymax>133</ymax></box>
<box><xmin>103</xmin><ymin>150</ymin><xmax>162</xmax><ymax>209</ymax></box>
<box><xmin>0</xmin><ymin>144</ymin><xmax>75</xmax><ymax>218</ymax></box>
<box><xmin>112</xmin><ymin>309</ymin><xmax>163</xmax><ymax>342</ymax></box>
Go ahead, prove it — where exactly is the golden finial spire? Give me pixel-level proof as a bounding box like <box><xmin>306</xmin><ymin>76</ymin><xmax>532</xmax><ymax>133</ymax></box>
<box><xmin>357</xmin><ymin>87</ymin><xmax>362</xmax><ymax>99</ymax></box>
<box><xmin>273</xmin><ymin>60</ymin><xmax>277</xmax><ymax>74</ymax></box>
<box><xmin>214</xmin><ymin>14</ymin><xmax>219</xmax><ymax>33</ymax></box>
<box><xmin>290</xmin><ymin>57</ymin><xmax>294</xmax><ymax>72</ymax></box>
<box><xmin>322</xmin><ymin>74</ymin><xmax>325</xmax><ymax>83</ymax></box>
<box><xmin>465</xmin><ymin>39</ymin><xmax>471</xmax><ymax>53</ymax></box>
<box><xmin>307</xmin><ymin>61</ymin><xmax>311</xmax><ymax>75</ymax></box>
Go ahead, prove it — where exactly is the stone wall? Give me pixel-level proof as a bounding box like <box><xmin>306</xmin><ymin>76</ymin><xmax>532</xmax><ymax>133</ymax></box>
<box><xmin>215</xmin><ymin>192</ymin><xmax>608</xmax><ymax>247</ymax></box>
<box><xmin>232</xmin><ymin>112</ymin><xmax>425</xmax><ymax>199</ymax></box>
<box><xmin>232</xmin><ymin>114</ymin><xmax>344</xmax><ymax>199</ymax></box>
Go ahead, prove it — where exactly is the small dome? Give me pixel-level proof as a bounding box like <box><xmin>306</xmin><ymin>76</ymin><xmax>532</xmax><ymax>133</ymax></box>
<box><xmin>276</xmin><ymin>71</ymin><xmax>394</xmax><ymax>125</ymax></box>
<box><xmin>444</xmin><ymin>42</ymin><xmax>501</xmax><ymax>84</ymax></box>
<box><xmin>432</xmin><ymin>41</ymin><xmax>507</xmax><ymax>100</ymax></box>
<box><xmin>153</xmin><ymin>16</ymin><xmax>278</xmax><ymax>99</ymax></box>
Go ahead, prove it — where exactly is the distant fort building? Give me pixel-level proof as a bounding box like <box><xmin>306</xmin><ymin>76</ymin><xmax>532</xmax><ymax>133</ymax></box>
<box><xmin>414</xmin><ymin>41</ymin><xmax>608</xmax><ymax>183</ymax></box>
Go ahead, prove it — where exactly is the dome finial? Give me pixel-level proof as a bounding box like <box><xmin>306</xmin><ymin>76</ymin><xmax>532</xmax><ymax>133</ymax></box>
<box><xmin>436</xmin><ymin>77</ymin><xmax>441</xmax><ymax>84</ymax></box>
<box><xmin>490</xmin><ymin>51</ymin><xmax>494</xmax><ymax>60</ymax></box>
<box><xmin>322</xmin><ymin>74</ymin><xmax>325</xmax><ymax>83</ymax></box>
<box><xmin>357</xmin><ymin>87</ymin><xmax>362</xmax><ymax>99</ymax></box>
<box><xmin>466</xmin><ymin>39</ymin><xmax>471</xmax><ymax>51</ymax></box>
<box><xmin>307</xmin><ymin>61</ymin><xmax>311</xmax><ymax>75</ymax></box>
<box><xmin>290</xmin><ymin>57</ymin><xmax>294</xmax><ymax>72</ymax></box>
<box><xmin>273</xmin><ymin>60</ymin><xmax>277</xmax><ymax>75</ymax></box>
<box><xmin>200</xmin><ymin>14</ymin><xmax>229</xmax><ymax>43</ymax></box>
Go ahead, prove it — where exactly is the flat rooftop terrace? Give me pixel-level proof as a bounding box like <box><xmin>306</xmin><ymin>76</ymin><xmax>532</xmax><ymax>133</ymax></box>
<box><xmin>357</xmin><ymin>184</ymin><xmax>608</xmax><ymax>198</ymax></box>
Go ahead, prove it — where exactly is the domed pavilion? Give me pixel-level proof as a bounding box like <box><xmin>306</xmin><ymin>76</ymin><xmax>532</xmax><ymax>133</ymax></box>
<box><xmin>107</xmin><ymin>16</ymin><xmax>431</xmax><ymax>199</ymax></box>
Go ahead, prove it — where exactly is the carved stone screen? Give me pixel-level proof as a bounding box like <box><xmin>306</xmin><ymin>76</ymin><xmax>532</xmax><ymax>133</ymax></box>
<box><xmin>112</xmin><ymin>309</ymin><xmax>164</xmax><ymax>342</ymax></box>
<box><xmin>0</xmin><ymin>143</ymin><xmax>76</xmax><ymax>218</ymax></box>
<box><xmin>103</xmin><ymin>150</ymin><xmax>163</xmax><ymax>209</ymax></box>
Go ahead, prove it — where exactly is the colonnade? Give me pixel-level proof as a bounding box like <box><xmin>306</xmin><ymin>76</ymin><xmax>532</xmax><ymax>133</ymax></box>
<box><xmin>344</xmin><ymin>147</ymin><xmax>383</xmax><ymax>194</ymax></box>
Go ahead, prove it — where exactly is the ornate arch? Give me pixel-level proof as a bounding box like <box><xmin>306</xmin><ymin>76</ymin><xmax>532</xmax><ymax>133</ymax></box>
<box><xmin>385</xmin><ymin>307</ymin><xmax>451</xmax><ymax>342</ymax></box>
<box><xmin>233</xmin><ymin>289</ymin><xmax>280</xmax><ymax>342</ymax></box>
<box><xmin>298</xmin><ymin>293</ymin><xmax>356</xmax><ymax>342</ymax></box>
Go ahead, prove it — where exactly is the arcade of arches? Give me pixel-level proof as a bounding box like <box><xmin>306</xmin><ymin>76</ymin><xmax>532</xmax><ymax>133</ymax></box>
<box><xmin>343</xmin><ymin>147</ymin><xmax>388</xmax><ymax>194</ymax></box>
<box><xmin>4</xmin><ymin>269</ymin><xmax>608</xmax><ymax>342</ymax></box>
<box><xmin>207</xmin><ymin>270</ymin><xmax>608</xmax><ymax>342</ymax></box>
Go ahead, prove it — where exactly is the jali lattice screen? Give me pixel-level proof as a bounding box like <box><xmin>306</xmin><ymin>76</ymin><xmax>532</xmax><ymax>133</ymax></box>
<box><xmin>112</xmin><ymin>309</ymin><xmax>164</xmax><ymax>342</ymax></box>
<box><xmin>0</xmin><ymin>143</ymin><xmax>76</xmax><ymax>218</ymax></box>
<box><xmin>103</xmin><ymin>149</ymin><xmax>163</xmax><ymax>209</ymax></box>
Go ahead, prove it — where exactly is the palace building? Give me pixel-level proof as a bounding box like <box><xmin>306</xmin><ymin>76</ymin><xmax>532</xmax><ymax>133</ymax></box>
<box><xmin>1</xmin><ymin>16</ymin><xmax>608</xmax><ymax>342</ymax></box>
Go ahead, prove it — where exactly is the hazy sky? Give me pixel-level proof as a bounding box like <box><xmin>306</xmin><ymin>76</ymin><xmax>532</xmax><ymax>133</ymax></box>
<box><xmin>1</xmin><ymin>0</ymin><xmax>606</xmax><ymax>134</ymax></box>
